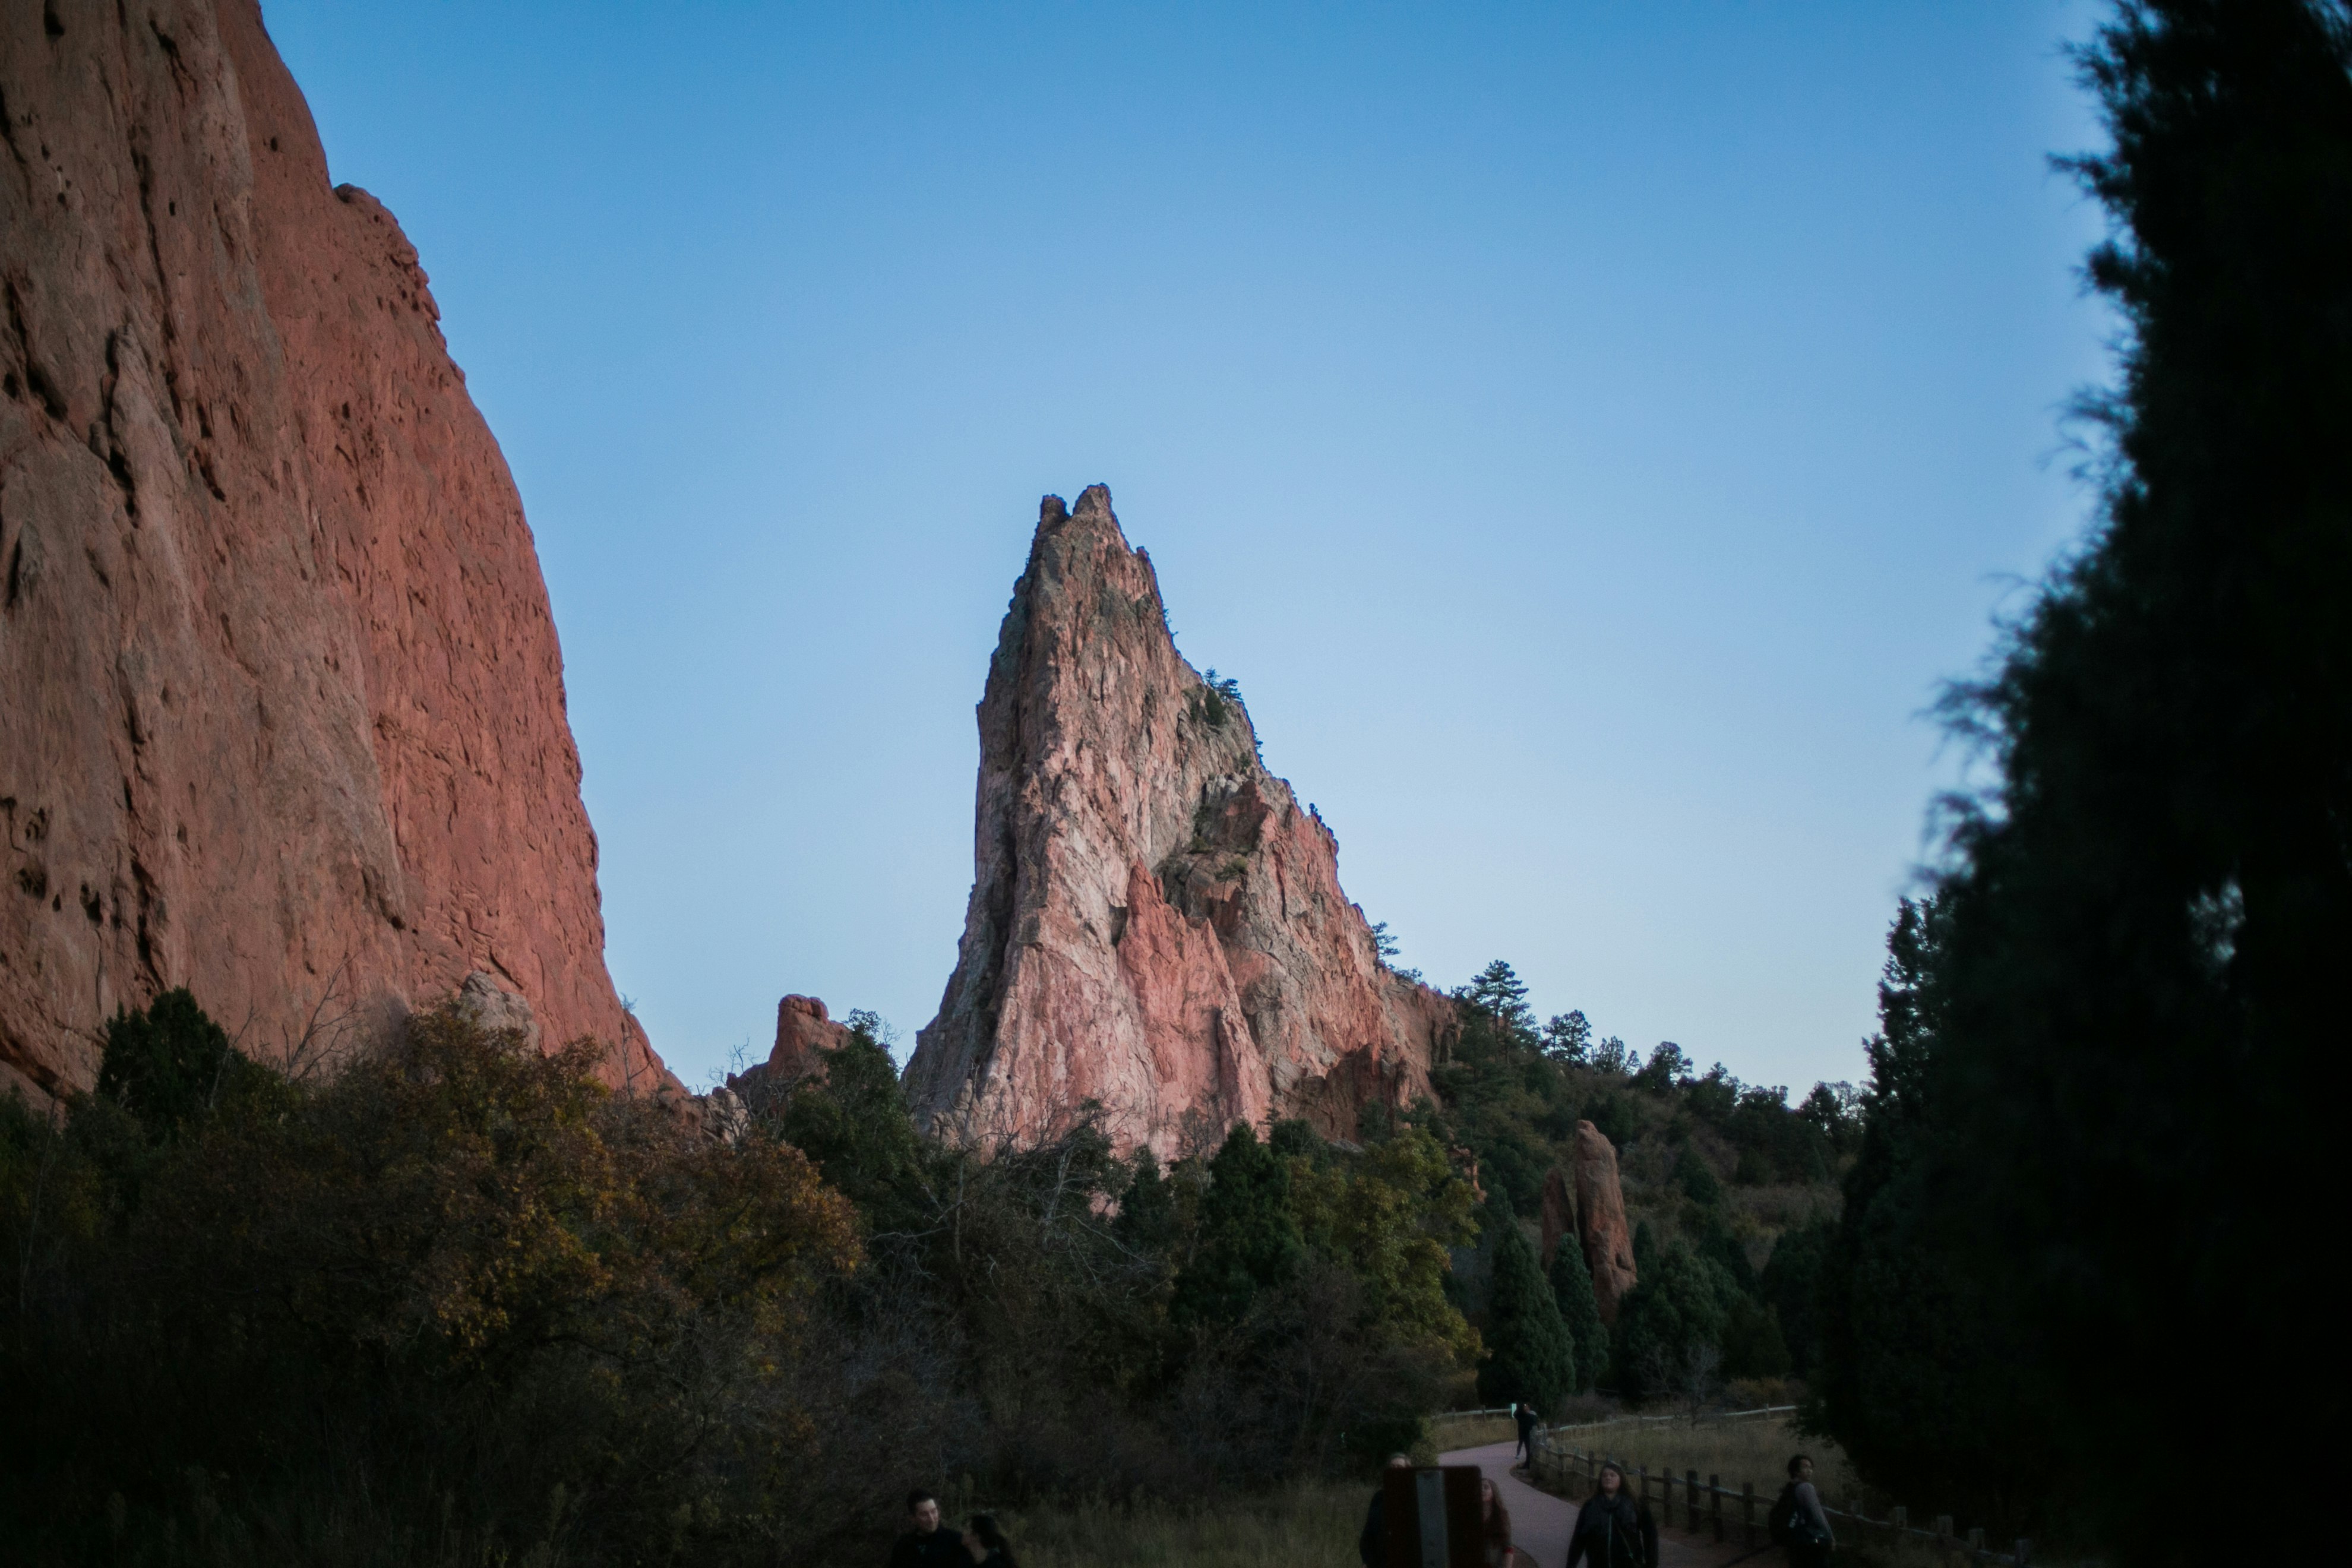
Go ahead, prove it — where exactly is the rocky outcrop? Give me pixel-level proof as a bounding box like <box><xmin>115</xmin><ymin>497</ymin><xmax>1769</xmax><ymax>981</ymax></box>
<box><xmin>1570</xmin><ymin>1121</ymin><xmax>1639</xmax><ymax>1322</ymax></box>
<box><xmin>726</xmin><ymin>994</ymin><xmax>853</xmax><ymax>1111</ymax></box>
<box><xmin>0</xmin><ymin>0</ymin><xmax>667</xmax><ymax>1098</ymax></box>
<box><xmin>1539</xmin><ymin>1164</ymin><xmax>1576</xmax><ymax>1270</ymax></box>
<box><xmin>904</xmin><ymin>486</ymin><xmax>1455</xmax><ymax>1155</ymax></box>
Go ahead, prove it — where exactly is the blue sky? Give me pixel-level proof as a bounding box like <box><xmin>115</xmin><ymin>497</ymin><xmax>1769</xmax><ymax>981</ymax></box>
<box><xmin>265</xmin><ymin>1</ymin><xmax>2111</xmax><ymax>1095</ymax></box>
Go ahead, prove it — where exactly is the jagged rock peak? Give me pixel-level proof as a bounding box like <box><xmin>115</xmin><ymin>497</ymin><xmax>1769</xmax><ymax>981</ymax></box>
<box><xmin>904</xmin><ymin>486</ymin><xmax>1454</xmax><ymax>1156</ymax></box>
<box><xmin>0</xmin><ymin>0</ymin><xmax>668</xmax><ymax>1097</ymax></box>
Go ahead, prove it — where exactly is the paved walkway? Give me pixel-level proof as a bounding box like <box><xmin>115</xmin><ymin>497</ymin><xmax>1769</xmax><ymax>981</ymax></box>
<box><xmin>1439</xmin><ymin>1440</ymin><xmax>1758</xmax><ymax>1568</ymax></box>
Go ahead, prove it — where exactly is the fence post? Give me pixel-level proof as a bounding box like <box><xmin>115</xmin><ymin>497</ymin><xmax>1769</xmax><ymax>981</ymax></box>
<box><xmin>1639</xmin><ymin>1466</ymin><xmax>1649</xmax><ymax>1510</ymax></box>
<box><xmin>1936</xmin><ymin>1515</ymin><xmax>1953</xmax><ymax>1551</ymax></box>
<box><xmin>1685</xmin><ymin>1470</ymin><xmax>1699</xmax><ymax>1530</ymax></box>
<box><xmin>1710</xmin><ymin>1475</ymin><xmax>1723</xmax><ymax>1542</ymax></box>
<box><xmin>1742</xmin><ymin>1482</ymin><xmax>1756</xmax><ymax>1550</ymax></box>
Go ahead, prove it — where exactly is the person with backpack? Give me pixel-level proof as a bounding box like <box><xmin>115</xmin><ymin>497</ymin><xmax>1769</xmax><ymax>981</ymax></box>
<box><xmin>1768</xmin><ymin>1455</ymin><xmax>1835</xmax><ymax>1568</ymax></box>
<box><xmin>1563</xmin><ymin>1460</ymin><xmax>1655</xmax><ymax>1568</ymax></box>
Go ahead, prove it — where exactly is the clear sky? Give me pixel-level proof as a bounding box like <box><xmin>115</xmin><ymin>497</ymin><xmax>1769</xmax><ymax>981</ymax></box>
<box><xmin>264</xmin><ymin>0</ymin><xmax>2111</xmax><ymax>1096</ymax></box>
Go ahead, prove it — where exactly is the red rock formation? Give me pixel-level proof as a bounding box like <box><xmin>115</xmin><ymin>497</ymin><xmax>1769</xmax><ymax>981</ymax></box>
<box><xmin>1538</xmin><ymin>1164</ymin><xmax>1576</xmax><ymax>1271</ymax></box>
<box><xmin>727</xmin><ymin>994</ymin><xmax>853</xmax><ymax>1111</ymax></box>
<box><xmin>0</xmin><ymin>0</ymin><xmax>668</xmax><ymax>1098</ymax></box>
<box><xmin>1570</xmin><ymin>1121</ymin><xmax>1639</xmax><ymax>1322</ymax></box>
<box><xmin>904</xmin><ymin>486</ymin><xmax>1455</xmax><ymax>1155</ymax></box>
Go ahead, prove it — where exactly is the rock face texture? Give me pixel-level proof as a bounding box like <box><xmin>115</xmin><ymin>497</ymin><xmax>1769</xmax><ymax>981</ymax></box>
<box><xmin>1569</xmin><ymin>1121</ymin><xmax>1639</xmax><ymax>1323</ymax></box>
<box><xmin>1538</xmin><ymin>1164</ymin><xmax>1576</xmax><ymax>1270</ymax></box>
<box><xmin>904</xmin><ymin>486</ymin><xmax>1455</xmax><ymax>1155</ymax></box>
<box><xmin>726</xmin><ymin>994</ymin><xmax>853</xmax><ymax>1111</ymax></box>
<box><xmin>0</xmin><ymin>0</ymin><xmax>666</xmax><ymax>1098</ymax></box>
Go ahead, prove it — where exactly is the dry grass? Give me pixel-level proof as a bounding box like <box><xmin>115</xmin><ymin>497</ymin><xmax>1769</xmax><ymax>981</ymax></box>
<box><xmin>1427</xmin><ymin>1412</ymin><xmax>1516</xmax><ymax>1453</ymax></box>
<box><xmin>1541</xmin><ymin>1414</ymin><xmax>1863</xmax><ymax>1512</ymax></box>
<box><xmin>978</xmin><ymin>1481</ymin><xmax>1367</xmax><ymax>1568</ymax></box>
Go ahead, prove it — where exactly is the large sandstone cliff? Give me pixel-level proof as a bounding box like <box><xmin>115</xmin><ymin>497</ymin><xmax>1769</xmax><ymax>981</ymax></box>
<box><xmin>905</xmin><ymin>486</ymin><xmax>1453</xmax><ymax>1155</ymax></box>
<box><xmin>0</xmin><ymin>0</ymin><xmax>666</xmax><ymax>1096</ymax></box>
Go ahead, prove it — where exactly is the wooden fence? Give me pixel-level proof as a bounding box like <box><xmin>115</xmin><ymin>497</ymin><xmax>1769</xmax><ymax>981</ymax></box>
<box><xmin>1528</xmin><ymin>1428</ymin><xmax>2035</xmax><ymax>1568</ymax></box>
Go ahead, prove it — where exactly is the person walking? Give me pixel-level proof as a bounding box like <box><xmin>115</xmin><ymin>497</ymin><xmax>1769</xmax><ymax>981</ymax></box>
<box><xmin>1769</xmin><ymin>1455</ymin><xmax>1835</xmax><ymax>1568</ymax></box>
<box><xmin>1359</xmin><ymin>1452</ymin><xmax>1415</xmax><ymax>1568</ymax></box>
<box><xmin>1563</xmin><ymin>1461</ymin><xmax>1656</xmax><ymax>1568</ymax></box>
<box><xmin>889</xmin><ymin>1491</ymin><xmax>966</xmax><ymax>1568</ymax></box>
<box><xmin>1513</xmin><ymin>1402</ymin><xmax>1538</xmax><ymax>1470</ymax></box>
<box><xmin>1479</xmin><ymin>1475</ymin><xmax>1515</xmax><ymax>1568</ymax></box>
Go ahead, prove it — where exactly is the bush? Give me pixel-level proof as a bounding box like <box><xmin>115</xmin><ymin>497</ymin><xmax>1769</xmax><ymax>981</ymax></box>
<box><xmin>1</xmin><ymin>994</ymin><xmax>861</xmax><ymax>1565</ymax></box>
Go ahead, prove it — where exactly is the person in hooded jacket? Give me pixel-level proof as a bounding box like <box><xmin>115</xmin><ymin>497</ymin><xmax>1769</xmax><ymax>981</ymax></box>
<box><xmin>1563</xmin><ymin>1461</ymin><xmax>1656</xmax><ymax>1568</ymax></box>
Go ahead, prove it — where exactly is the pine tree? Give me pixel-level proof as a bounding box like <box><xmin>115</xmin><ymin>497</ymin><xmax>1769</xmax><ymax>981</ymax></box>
<box><xmin>1822</xmin><ymin>7</ymin><xmax>2352</xmax><ymax>1550</ymax></box>
<box><xmin>1474</xmin><ymin>1193</ymin><xmax>1575</xmax><ymax>1413</ymax></box>
<box><xmin>1547</xmin><ymin>1232</ymin><xmax>1607</xmax><ymax>1392</ymax></box>
<box><xmin>1172</xmin><ymin>1124</ymin><xmax>1303</xmax><ymax>1324</ymax></box>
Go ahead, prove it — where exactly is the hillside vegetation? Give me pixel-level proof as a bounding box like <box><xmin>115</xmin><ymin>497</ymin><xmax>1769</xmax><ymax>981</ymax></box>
<box><xmin>1404</xmin><ymin>959</ymin><xmax>1856</xmax><ymax>1409</ymax></box>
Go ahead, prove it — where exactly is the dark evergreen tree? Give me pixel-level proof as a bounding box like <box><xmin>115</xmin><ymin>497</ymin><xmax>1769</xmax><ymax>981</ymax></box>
<box><xmin>1756</xmin><ymin>1216</ymin><xmax>1834</xmax><ymax>1376</ymax></box>
<box><xmin>95</xmin><ymin>988</ymin><xmax>271</xmax><ymax>1140</ymax></box>
<box><xmin>1171</xmin><ymin>1124</ymin><xmax>1303</xmax><ymax>1324</ymax></box>
<box><xmin>1813</xmin><ymin>4</ymin><xmax>2352</xmax><ymax>1557</ymax></box>
<box><xmin>1607</xmin><ymin>1233</ymin><xmax>1735</xmax><ymax>1404</ymax></box>
<box><xmin>1547</xmin><ymin>1233</ymin><xmax>1607</xmax><ymax>1393</ymax></box>
<box><xmin>1114</xmin><ymin>1147</ymin><xmax>1179</xmax><ymax>1254</ymax></box>
<box><xmin>1474</xmin><ymin>1193</ymin><xmax>1575</xmax><ymax>1412</ymax></box>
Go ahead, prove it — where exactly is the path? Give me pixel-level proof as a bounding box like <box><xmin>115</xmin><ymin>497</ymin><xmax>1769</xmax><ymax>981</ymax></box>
<box><xmin>1439</xmin><ymin>1440</ymin><xmax>1759</xmax><ymax>1568</ymax></box>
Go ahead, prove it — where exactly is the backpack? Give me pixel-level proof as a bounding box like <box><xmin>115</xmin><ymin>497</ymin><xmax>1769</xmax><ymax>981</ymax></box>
<box><xmin>1767</xmin><ymin>1483</ymin><xmax>1798</xmax><ymax>1547</ymax></box>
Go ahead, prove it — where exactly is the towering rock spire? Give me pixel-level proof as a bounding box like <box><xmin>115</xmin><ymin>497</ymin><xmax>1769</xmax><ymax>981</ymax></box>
<box><xmin>905</xmin><ymin>486</ymin><xmax>1453</xmax><ymax>1154</ymax></box>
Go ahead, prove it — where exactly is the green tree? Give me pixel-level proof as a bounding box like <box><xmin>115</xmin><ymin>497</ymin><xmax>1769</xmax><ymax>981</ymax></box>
<box><xmin>1474</xmin><ymin>1193</ymin><xmax>1573</xmax><ymax>1413</ymax></box>
<box><xmin>1608</xmin><ymin>1233</ymin><xmax>1736</xmax><ymax>1405</ymax></box>
<box><xmin>777</xmin><ymin>1026</ymin><xmax>925</xmax><ymax>1230</ymax></box>
<box><xmin>1547</xmin><ymin>1233</ymin><xmax>1607</xmax><ymax>1393</ymax></box>
<box><xmin>1757</xmin><ymin>1216</ymin><xmax>1834</xmax><ymax>1376</ymax></box>
<box><xmin>1539</xmin><ymin>1010</ymin><xmax>1592</xmax><ymax>1064</ymax></box>
<box><xmin>1114</xmin><ymin>1146</ymin><xmax>1179</xmax><ymax>1253</ymax></box>
<box><xmin>94</xmin><ymin>988</ymin><xmax>278</xmax><ymax>1140</ymax></box>
<box><xmin>1832</xmin><ymin>5</ymin><xmax>2352</xmax><ymax>1556</ymax></box>
<box><xmin>1459</xmin><ymin>960</ymin><xmax>1537</xmax><ymax>1052</ymax></box>
<box><xmin>1172</xmin><ymin>1124</ymin><xmax>1303</xmax><ymax>1324</ymax></box>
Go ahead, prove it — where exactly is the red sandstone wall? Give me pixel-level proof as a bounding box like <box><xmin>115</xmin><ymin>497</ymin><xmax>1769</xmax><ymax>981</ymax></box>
<box><xmin>0</xmin><ymin>0</ymin><xmax>666</xmax><ymax>1095</ymax></box>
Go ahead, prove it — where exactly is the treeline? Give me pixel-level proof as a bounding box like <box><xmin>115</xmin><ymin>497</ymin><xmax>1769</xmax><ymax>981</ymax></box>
<box><xmin>0</xmin><ymin>990</ymin><xmax>1490</xmax><ymax>1565</ymax></box>
<box><xmin>1802</xmin><ymin>5</ymin><xmax>2350</xmax><ymax>1563</ymax></box>
<box><xmin>1398</xmin><ymin>959</ymin><xmax>1859</xmax><ymax>1413</ymax></box>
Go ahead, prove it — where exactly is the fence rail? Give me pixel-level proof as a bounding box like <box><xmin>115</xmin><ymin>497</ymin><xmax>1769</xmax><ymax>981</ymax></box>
<box><xmin>1529</xmin><ymin>1427</ymin><xmax>2034</xmax><ymax>1568</ymax></box>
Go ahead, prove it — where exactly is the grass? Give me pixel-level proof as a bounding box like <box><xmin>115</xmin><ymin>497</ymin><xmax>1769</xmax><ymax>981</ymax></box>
<box><xmin>1539</xmin><ymin>1413</ymin><xmax>1862</xmax><ymax>1512</ymax></box>
<box><xmin>1426</xmin><ymin>1412</ymin><xmax>1516</xmax><ymax>1454</ymax></box>
<box><xmin>976</xmin><ymin>1481</ymin><xmax>1368</xmax><ymax>1568</ymax></box>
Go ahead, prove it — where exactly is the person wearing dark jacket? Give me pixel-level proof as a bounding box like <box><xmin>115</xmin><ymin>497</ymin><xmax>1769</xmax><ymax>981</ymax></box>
<box><xmin>889</xmin><ymin>1491</ymin><xmax>966</xmax><ymax>1568</ymax></box>
<box><xmin>960</xmin><ymin>1512</ymin><xmax>1017</xmax><ymax>1567</ymax></box>
<box><xmin>1563</xmin><ymin>1462</ymin><xmax>1656</xmax><ymax>1568</ymax></box>
<box><xmin>1513</xmin><ymin>1403</ymin><xmax>1538</xmax><ymax>1469</ymax></box>
<box><xmin>1359</xmin><ymin>1453</ymin><xmax>1415</xmax><ymax>1568</ymax></box>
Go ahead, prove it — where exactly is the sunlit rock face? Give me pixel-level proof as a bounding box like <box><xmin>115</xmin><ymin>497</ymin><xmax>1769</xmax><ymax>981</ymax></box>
<box><xmin>1570</xmin><ymin>1122</ymin><xmax>1639</xmax><ymax>1323</ymax></box>
<box><xmin>1538</xmin><ymin>1128</ymin><xmax>1641</xmax><ymax>1324</ymax></box>
<box><xmin>0</xmin><ymin>0</ymin><xmax>668</xmax><ymax>1097</ymax></box>
<box><xmin>905</xmin><ymin>485</ymin><xmax>1455</xmax><ymax>1156</ymax></box>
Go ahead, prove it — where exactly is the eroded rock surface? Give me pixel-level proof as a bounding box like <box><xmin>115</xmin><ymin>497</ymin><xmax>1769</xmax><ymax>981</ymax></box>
<box><xmin>0</xmin><ymin>0</ymin><xmax>666</xmax><ymax>1096</ymax></box>
<box><xmin>1570</xmin><ymin>1121</ymin><xmax>1639</xmax><ymax>1322</ymax></box>
<box><xmin>726</xmin><ymin>994</ymin><xmax>853</xmax><ymax>1111</ymax></box>
<box><xmin>904</xmin><ymin>486</ymin><xmax>1454</xmax><ymax>1155</ymax></box>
